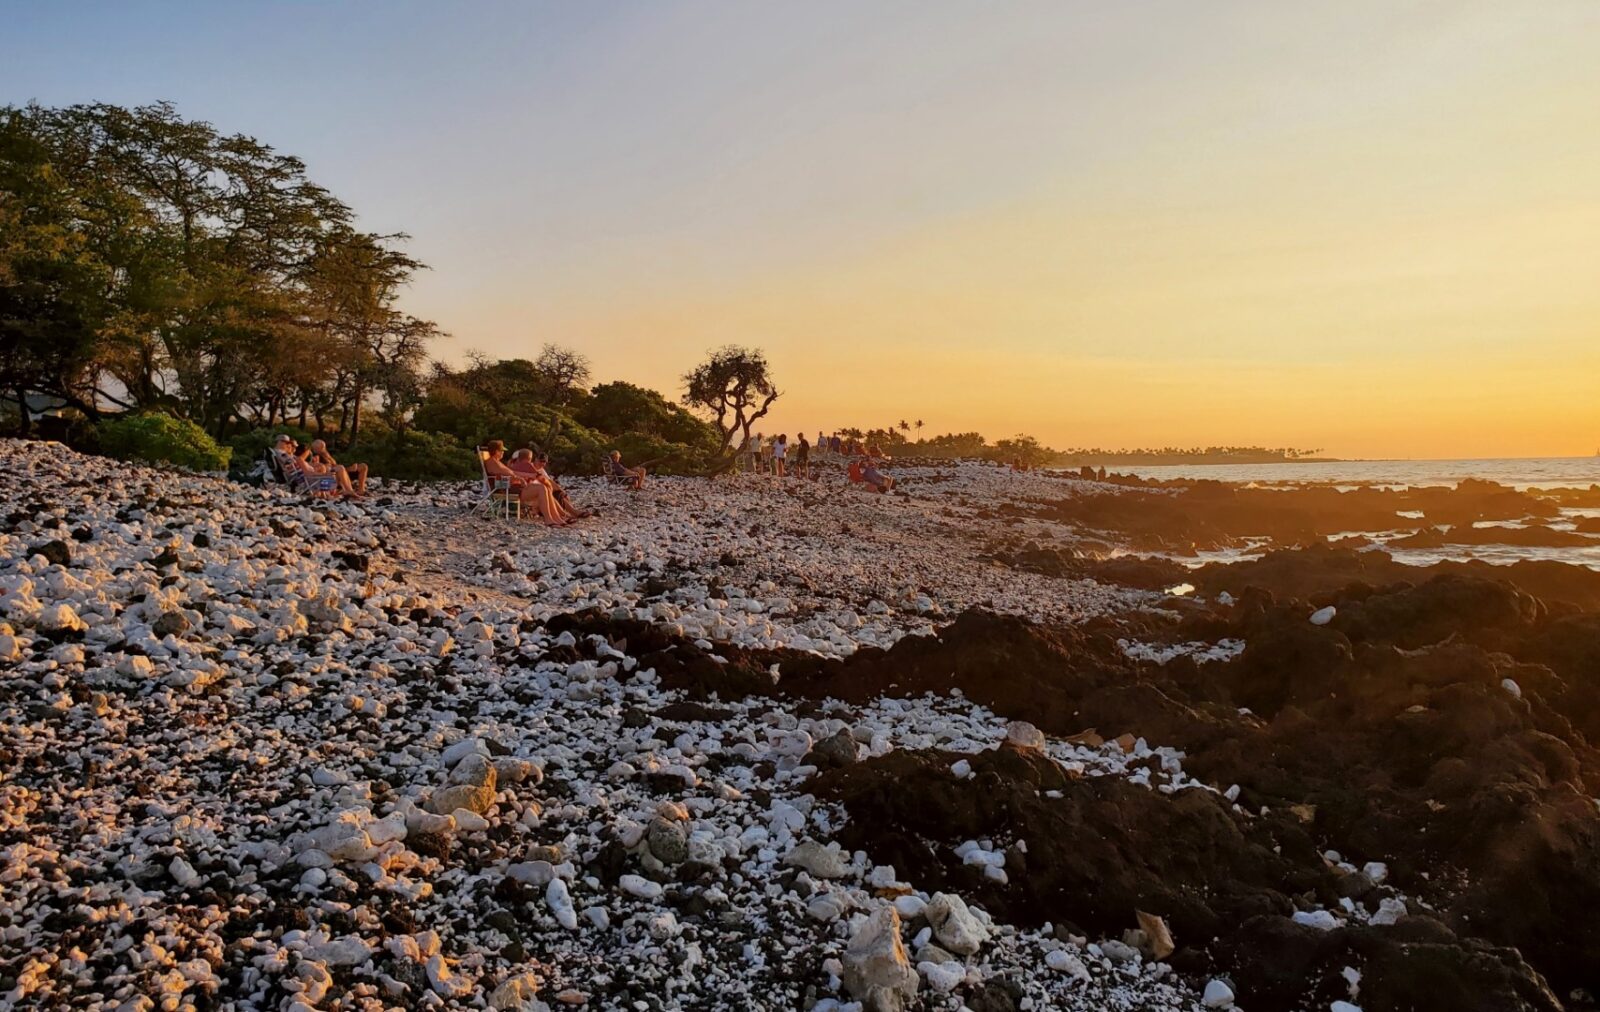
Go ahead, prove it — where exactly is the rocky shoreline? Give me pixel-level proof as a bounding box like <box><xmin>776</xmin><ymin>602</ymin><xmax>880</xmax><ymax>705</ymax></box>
<box><xmin>2</xmin><ymin>440</ymin><xmax>1597</xmax><ymax>1012</ymax></box>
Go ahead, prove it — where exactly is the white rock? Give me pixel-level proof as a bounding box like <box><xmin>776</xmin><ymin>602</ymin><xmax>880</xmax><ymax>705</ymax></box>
<box><xmin>1292</xmin><ymin>909</ymin><xmax>1341</xmax><ymax>931</ymax></box>
<box><xmin>892</xmin><ymin>895</ymin><xmax>927</xmax><ymax>920</ymax></box>
<box><xmin>507</xmin><ymin>861</ymin><xmax>556</xmax><ymax>886</ymax></box>
<box><xmin>546</xmin><ymin>878</ymin><xmax>579</xmax><ymax>930</ymax></box>
<box><xmin>918</xmin><ymin>959</ymin><xmax>965</xmax><ymax>992</ymax></box>
<box><xmin>168</xmin><ymin>856</ymin><xmax>199</xmax><ymax>888</ymax></box>
<box><xmin>783</xmin><ymin>840</ymin><xmax>849</xmax><ymax>879</ymax></box>
<box><xmin>488</xmin><ymin>971</ymin><xmax>543</xmax><ymax>1010</ymax></box>
<box><xmin>925</xmin><ymin>892</ymin><xmax>989</xmax><ymax>955</ymax></box>
<box><xmin>1046</xmin><ymin>947</ymin><xmax>1091</xmax><ymax>981</ymax></box>
<box><xmin>312</xmin><ymin>935</ymin><xmax>374</xmax><ymax>967</ymax></box>
<box><xmin>1310</xmin><ymin>605</ymin><xmax>1337</xmax><ymax>626</ymax></box>
<box><xmin>1203</xmin><ymin>978</ymin><xmax>1236</xmax><ymax>1007</ymax></box>
<box><xmin>619</xmin><ymin>874</ymin><xmax>664</xmax><ymax>901</ymax></box>
<box><xmin>841</xmin><ymin>906</ymin><xmax>918</xmax><ymax>1002</ymax></box>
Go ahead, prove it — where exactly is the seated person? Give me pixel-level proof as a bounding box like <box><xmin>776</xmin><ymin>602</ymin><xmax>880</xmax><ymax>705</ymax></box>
<box><xmin>309</xmin><ymin>439</ymin><xmax>368</xmax><ymax>496</ymax></box>
<box><xmin>273</xmin><ymin>434</ymin><xmax>349</xmax><ymax>497</ymax></box>
<box><xmin>509</xmin><ymin>449</ymin><xmax>586</xmax><ymax>520</ymax></box>
<box><xmin>863</xmin><ymin>459</ymin><xmax>895</xmax><ymax>493</ymax></box>
<box><xmin>846</xmin><ymin>458</ymin><xmax>865</xmax><ymax>484</ymax></box>
<box><xmin>483</xmin><ymin>440</ymin><xmax>567</xmax><ymax>525</ymax></box>
<box><xmin>269</xmin><ymin>434</ymin><xmax>297</xmax><ymax>482</ymax></box>
<box><xmin>535</xmin><ymin>452</ymin><xmax>589</xmax><ymax>517</ymax></box>
<box><xmin>607</xmin><ymin>450</ymin><xmax>646</xmax><ymax>490</ymax></box>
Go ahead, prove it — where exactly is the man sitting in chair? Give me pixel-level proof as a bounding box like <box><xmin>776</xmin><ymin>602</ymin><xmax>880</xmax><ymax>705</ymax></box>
<box><xmin>309</xmin><ymin>439</ymin><xmax>368</xmax><ymax>497</ymax></box>
<box><xmin>607</xmin><ymin>449</ymin><xmax>646</xmax><ymax>490</ymax></box>
<box><xmin>272</xmin><ymin>434</ymin><xmax>348</xmax><ymax>498</ymax></box>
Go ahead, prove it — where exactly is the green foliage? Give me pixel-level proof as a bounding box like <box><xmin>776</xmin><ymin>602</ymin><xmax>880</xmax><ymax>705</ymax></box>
<box><xmin>578</xmin><ymin>381</ymin><xmax>717</xmax><ymax>446</ymax></box>
<box><xmin>1</xmin><ymin>101</ymin><xmax>438</xmax><ymax>443</ymax></box>
<box><xmin>416</xmin><ymin>363</ymin><xmax>719</xmax><ymax>477</ymax></box>
<box><xmin>987</xmin><ymin>434</ymin><xmax>1054</xmax><ymax>467</ymax></box>
<box><xmin>97</xmin><ymin>412</ymin><xmax>232</xmax><ymax>471</ymax></box>
<box><xmin>355</xmin><ymin>429</ymin><xmax>477</xmax><ymax>482</ymax></box>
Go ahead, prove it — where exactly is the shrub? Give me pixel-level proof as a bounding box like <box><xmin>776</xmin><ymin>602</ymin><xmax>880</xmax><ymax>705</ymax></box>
<box><xmin>97</xmin><ymin>412</ymin><xmax>232</xmax><ymax>472</ymax></box>
<box><xmin>356</xmin><ymin>429</ymin><xmax>477</xmax><ymax>482</ymax></box>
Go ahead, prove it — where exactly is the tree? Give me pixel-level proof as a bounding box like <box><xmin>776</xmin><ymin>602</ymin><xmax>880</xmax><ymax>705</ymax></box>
<box><xmin>681</xmin><ymin>345</ymin><xmax>779</xmax><ymax>475</ymax></box>
<box><xmin>0</xmin><ymin>101</ymin><xmax>440</xmax><ymax>442</ymax></box>
<box><xmin>914</xmin><ymin>418</ymin><xmax>924</xmax><ymax>438</ymax></box>
<box><xmin>532</xmin><ymin>343</ymin><xmax>591</xmax><ymax>407</ymax></box>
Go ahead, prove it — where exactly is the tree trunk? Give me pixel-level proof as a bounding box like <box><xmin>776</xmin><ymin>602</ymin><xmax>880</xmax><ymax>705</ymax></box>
<box><xmin>14</xmin><ymin>387</ymin><xmax>31</xmax><ymax>437</ymax></box>
<box><xmin>349</xmin><ymin>381</ymin><xmax>364</xmax><ymax>446</ymax></box>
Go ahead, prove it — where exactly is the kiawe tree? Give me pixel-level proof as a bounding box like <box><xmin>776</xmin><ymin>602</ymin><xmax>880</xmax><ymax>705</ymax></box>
<box><xmin>682</xmin><ymin>345</ymin><xmax>779</xmax><ymax>475</ymax></box>
<box><xmin>531</xmin><ymin>343</ymin><xmax>591</xmax><ymax>408</ymax></box>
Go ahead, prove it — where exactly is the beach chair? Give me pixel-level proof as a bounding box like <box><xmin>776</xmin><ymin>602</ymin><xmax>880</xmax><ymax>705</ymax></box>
<box><xmin>277</xmin><ymin>451</ymin><xmax>339</xmax><ymax>499</ymax></box>
<box><xmin>474</xmin><ymin>447</ymin><xmax>521</xmax><ymax>521</ymax></box>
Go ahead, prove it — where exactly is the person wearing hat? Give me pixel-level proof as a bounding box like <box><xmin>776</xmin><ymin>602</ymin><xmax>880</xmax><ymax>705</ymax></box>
<box><xmin>483</xmin><ymin>440</ymin><xmax>569</xmax><ymax>524</ymax></box>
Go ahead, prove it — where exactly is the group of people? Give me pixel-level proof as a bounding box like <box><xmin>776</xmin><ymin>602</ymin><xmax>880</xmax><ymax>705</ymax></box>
<box><xmin>271</xmin><ymin>434</ymin><xmax>369</xmax><ymax>498</ymax></box>
<box><xmin>480</xmin><ymin>441</ymin><xmax>649</xmax><ymax>526</ymax></box>
<box><xmin>480</xmin><ymin>440</ymin><xmax>594</xmax><ymax>526</ymax></box>
<box><xmin>739</xmin><ymin>430</ymin><xmax>896</xmax><ymax>493</ymax></box>
<box><xmin>741</xmin><ymin>433</ymin><xmax>810</xmax><ymax>478</ymax></box>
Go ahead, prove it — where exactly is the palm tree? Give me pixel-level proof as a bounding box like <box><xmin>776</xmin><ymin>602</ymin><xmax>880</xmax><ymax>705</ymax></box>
<box><xmin>914</xmin><ymin>419</ymin><xmax>924</xmax><ymax>441</ymax></box>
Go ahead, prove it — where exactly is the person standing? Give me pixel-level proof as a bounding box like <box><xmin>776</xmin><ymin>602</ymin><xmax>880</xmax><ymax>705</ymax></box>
<box><xmin>772</xmin><ymin>434</ymin><xmax>788</xmax><ymax>477</ymax></box>
<box><xmin>749</xmin><ymin>432</ymin><xmax>765</xmax><ymax>475</ymax></box>
<box><xmin>794</xmin><ymin>433</ymin><xmax>811</xmax><ymax>478</ymax></box>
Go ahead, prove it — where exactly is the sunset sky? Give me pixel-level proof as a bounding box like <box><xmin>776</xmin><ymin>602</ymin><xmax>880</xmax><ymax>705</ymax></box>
<box><xmin>7</xmin><ymin>1</ymin><xmax>1600</xmax><ymax>458</ymax></box>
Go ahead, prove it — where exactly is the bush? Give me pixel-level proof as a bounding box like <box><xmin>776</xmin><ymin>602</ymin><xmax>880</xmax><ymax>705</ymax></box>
<box><xmin>356</xmin><ymin>429</ymin><xmax>477</xmax><ymax>482</ymax></box>
<box><xmin>97</xmin><ymin>412</ymin><xmax>231</xmax><ymax>472</ymax></box>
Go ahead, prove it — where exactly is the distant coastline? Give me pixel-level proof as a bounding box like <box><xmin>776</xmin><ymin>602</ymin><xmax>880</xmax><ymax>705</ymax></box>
<box><xmin>1054</xmin><ymin>452</ymin><xmax>1343</xmax><ymax>467</ymax></box>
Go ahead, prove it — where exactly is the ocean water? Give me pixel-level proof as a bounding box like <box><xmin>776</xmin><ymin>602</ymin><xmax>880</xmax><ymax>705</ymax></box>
<box><xmin>1112</xmin><ymin>456</ymin><xmax>1600</xmax><ymax>491</ymax></box>
<box><xmin>1096</xmin><ymin>457</ymin><xmax>1600</xmax><ymax>572</ymax></box>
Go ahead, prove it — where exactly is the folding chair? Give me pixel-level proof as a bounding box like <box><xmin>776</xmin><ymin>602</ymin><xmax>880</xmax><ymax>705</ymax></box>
<box><xmin>474</xmin><ymin>447</ymin><xmax>521</xmax><ymax>521</ymax></box>
<box><xmin>278</xmin><ymin>451</ymin><xmax>339</xmax><ymax>499</ymax></box>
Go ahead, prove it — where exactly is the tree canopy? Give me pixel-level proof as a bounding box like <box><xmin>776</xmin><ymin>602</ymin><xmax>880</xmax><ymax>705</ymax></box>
<box><xmin>0</xmin><ymin>100</ymin><xmax>437</xmax><ymax>441</ymax></box>
<box><xmin>681</xmin><ymin>345</ymin><xmax>780</xmax><ymax>473</ymax></box>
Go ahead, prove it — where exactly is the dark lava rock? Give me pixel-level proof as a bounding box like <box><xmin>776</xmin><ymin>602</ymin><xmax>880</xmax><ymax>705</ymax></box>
<box><xmin>152</xmin><ymin>612</ymin><xmax>191</xmax><ymax>638</ymax></box>
<box><xmin>813</xmin><ymin>746</ymin><xmax>1326</xmax><ymax>946</ymax></box>
<box><xmin>653</xmin><ymin>701</ymin><xmax>735</xmax><ymax>723</ymax></box>
<box><xmin>804</xmin><ymin>729</ymin><xmax>859</xmax><ymax>769</ymax></box>
<box><xmin>33</xmin><ymin>539</ymin><xmax>71</xmax><ymax>566</ymax></box>
<box><xmin>332</xmin><ymin>549</ymin><xmax>370</xmax><ymax>572</ymax></box>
